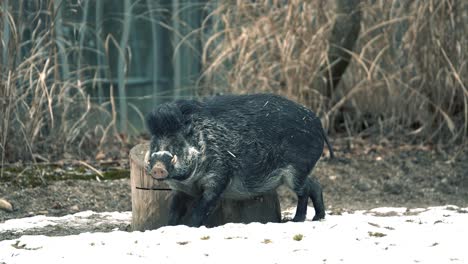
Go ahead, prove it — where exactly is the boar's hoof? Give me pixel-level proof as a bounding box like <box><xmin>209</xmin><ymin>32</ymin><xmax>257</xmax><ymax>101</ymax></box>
<box><xmin>312</xmin><ymin>212</ymin><xmax>325</xmax><ymax>221</ymax></box>
<box><xmin>292</xmin><ymin>215</ymin><xmax>306</xmax><ymax>222</ymax></box>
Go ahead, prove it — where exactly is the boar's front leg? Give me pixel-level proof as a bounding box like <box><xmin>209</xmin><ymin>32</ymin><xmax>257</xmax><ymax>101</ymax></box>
<box><xmin>189</xmin><ymin>173</ymin><xmax>228</xmax><ymax>227</ymax></box>
<box><xmin>168</xmin><ymin>191</ymin><xmax>192</xmax><ymax>226</ymax></box>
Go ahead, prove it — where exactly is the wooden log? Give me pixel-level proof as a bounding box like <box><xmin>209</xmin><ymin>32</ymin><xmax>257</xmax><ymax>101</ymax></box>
<box><xmin>130</xmin><ymin>144</ymin><xmax>171</xmax><ymax>231</ymax></box>
<box><xmin>130</xmin><ymin>143</ymin><xmax>281</xmax><ymax>231</ymax></box>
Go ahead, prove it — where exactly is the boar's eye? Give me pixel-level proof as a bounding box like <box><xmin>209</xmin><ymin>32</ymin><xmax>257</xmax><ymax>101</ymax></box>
<box><xmin>150</xmin><ymin>137</ymin><xmax>158</xmax><ymax>150</ymax></box>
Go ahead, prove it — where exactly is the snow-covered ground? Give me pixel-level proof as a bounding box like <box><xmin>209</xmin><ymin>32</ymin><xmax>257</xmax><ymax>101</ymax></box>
<box><xmin>1</xmin><ymin>206</ymin><xmax>467</xmax><ymax>264</ymax></box>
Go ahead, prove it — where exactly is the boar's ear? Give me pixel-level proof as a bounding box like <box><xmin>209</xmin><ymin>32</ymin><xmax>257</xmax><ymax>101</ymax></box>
<box><xmin>175</xmin><ymin>99</ymin><xmax>202</xmax><ymax>119</ymax></box>
<box><xmin>146</xmin><ymin>103</ymin><xmax>183</xmax><ymax>137</ymax></box>
<box><xmin>175</xmin><ymin>99</ymin><xmax>202</xmax><ymax>129</ymax></box>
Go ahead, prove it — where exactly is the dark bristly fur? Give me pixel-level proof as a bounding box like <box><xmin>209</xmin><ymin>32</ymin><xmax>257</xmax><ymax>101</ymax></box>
<box><xmin>145</xmin><ymin>93</ymin><xmax>333</xmax><ymax>227</ymax></box>
<box><xmin>146</xmin><ymin>104</ymin><xmax>184</xmax><ymax>137</ymax></box>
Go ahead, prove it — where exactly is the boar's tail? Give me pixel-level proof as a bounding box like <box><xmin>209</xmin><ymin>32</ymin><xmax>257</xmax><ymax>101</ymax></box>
<box><xmin>321</xmin><ymin>127</ymin><xmax>335</xmax><ymax>159</ymax></box>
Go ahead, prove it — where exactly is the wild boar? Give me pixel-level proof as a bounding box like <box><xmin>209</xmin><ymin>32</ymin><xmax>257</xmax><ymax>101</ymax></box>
<box><xmin>145</xmin><ymin>93</ymin><xmax>334</xmax><ymax>227</ymax></box>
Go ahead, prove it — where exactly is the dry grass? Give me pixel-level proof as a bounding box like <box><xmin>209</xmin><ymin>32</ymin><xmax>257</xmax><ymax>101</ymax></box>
<box><xmin>200</xmin><ymin>0</ymin><xmax>468</xmax><ymax>148</ymax></box>
<box><xmin>1</xmin><ymin>0</ymin><xmax>466</xmax><ymax>170</ymax></box>
<box><xmin>201</xmin><ymin>1</ymin><xmax>331</xmax><ymax>104</ymax></box>
<box><xmin>0</xmin><ymin>1</ymin><xmax>121</xmax><ymax>167</ymax></box>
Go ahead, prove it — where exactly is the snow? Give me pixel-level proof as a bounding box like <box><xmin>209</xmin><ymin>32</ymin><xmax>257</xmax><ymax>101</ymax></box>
<box><xmin>0</xmin><ymin>211</ymin><xmax>131</xmax><ymax>233</ymax></box>
<box><xmin>1</xmin><ymin>206</ymin><xmax>467</xmax><ymax>264</ymax></box>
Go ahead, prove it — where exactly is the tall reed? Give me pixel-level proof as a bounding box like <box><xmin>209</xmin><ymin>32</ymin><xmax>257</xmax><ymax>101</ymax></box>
<box><xmin>201</xmin><ymin>0</ymin><xmax>467</xmax><ymax>147</ymax></box>
<box><xmin>0</xmin><ymin>1</ymin><xmax>118</xmax><ymax>167</ymax></box>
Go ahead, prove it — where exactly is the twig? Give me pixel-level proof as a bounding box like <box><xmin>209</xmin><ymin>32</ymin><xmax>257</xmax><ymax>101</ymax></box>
<box><xmin>78</xmin><ymin>160</ymin><xmax>104</xmax><ymax>177</ymax></box>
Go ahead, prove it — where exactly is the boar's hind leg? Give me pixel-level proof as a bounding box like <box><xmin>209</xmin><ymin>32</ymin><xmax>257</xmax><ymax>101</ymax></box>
<box><xmin>289</xmin><ymin>171</ymin><xmax>310</xmax><ymax>222</ymax></box>
<box><xmin>292</xmin><ymin>177</ymin><xmax>325</xmax><ymax>222</ymax></box>
<box><xmin>168</xmin><ymin>191</ymin><xmax>192</xmax><ymax>226</ymax></box>
<box><xmin>292</xmin><ymin>194</ymin><xmax>309</xmax><ymax>222</ymax></box>
<box><xmin>307</xmin><ymin>177</ymin><xmax>325</xmax><ymax>221</ymax></box>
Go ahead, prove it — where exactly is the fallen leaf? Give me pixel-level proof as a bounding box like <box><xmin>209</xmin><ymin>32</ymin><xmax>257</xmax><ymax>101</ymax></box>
<box><xmin>95</xmin><ymin>152</ymin><xmax>106</xmax><ymax>160</ymax></box>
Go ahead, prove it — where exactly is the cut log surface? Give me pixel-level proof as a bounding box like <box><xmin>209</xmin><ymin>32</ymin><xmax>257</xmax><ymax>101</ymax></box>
<box><xmin>130</xmin><ymin>143</ymin><xmax>281</xmax><ymax>231</ymax></box>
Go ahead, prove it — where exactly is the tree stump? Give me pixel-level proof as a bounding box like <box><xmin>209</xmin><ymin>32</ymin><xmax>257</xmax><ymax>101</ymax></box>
<box><xmin>130</xmin><ymin>143</ymin><xmax>281</xmax><ymax>231</ymax></box>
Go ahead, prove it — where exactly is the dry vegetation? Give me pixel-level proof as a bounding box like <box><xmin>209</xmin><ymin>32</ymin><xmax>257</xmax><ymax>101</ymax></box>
<box><xmin>1</xmin><ymin>0</ymin><xmax>467</xmax><ymax>169</ymax></box>
<box><xmin>201</xmin><ymin>0</ymin><xmax>467</xmax><ymax>148</ymax></box>
<box><xmin>0</xmin><ymin>1</ymin><xmax>125</xmax><ymax>166</ymax></box>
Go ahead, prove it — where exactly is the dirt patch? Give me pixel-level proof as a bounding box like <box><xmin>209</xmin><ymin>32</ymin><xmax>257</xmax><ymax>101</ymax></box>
<box><xmin>316</xmin><ymin>140</ymin><xmax>468</xmax><ymax>210</ymax></box>
<box><xmin>0</xmin><ymin>179</ymin><xmax>131</xmax><ymax>222</ymax></box>
<box><xmin>1</xmin><ymin>141</ymin><xmax>467</xmax><ymax>226</ymax></box>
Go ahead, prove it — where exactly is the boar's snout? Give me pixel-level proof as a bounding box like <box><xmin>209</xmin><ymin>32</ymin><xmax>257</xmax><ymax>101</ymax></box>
<box><xmin>151</xmin><ymin>162</ymin><xmax>168</xmax><ymax>180</ymax></box>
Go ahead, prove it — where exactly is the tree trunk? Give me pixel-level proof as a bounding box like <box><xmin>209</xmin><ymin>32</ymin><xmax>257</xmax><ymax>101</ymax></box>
<box><xmin>130</xmin><ymin>143</ymin><xmax>281</xmax><ymax>231</ymax></box>
<box><xmin>324</xmin><ymin>0</ymin><xmax>361</xmax><ymax>97</ymax></box>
